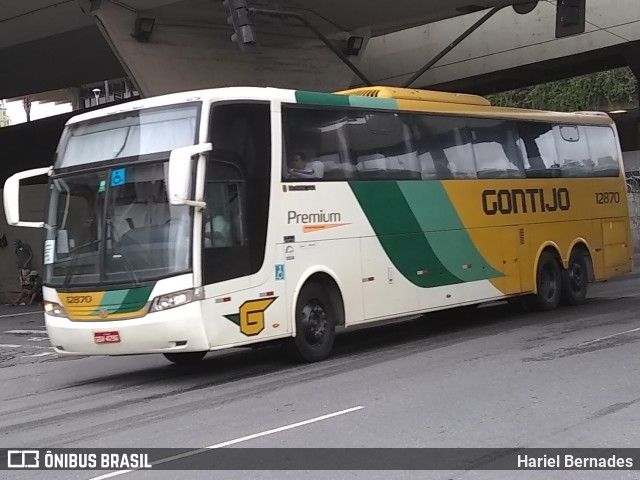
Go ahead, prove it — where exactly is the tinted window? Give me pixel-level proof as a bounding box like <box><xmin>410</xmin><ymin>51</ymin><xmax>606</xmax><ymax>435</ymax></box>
<box><xmin>518</xmin><ymin>122</ymin><xmax>561</xmax><ymax>178</ymax></box>
<box><xmin>585</xmin><ymin>126</ymin><xmax>620</xmax><ymax>177</ymax></box>
<box><xmin>412</xmin><ymin>115</ymin><xmax>476</xmax><ymax>179</ymax></box>
<box><xmin>519</xmin><ymin>122</ymin><xmax>620</xmax><ymax>178</ymax></box>
<box><xmin>203</xmin><ymin>103</ymin><xmax>271</xmax><ymax>284</ymax></box>
<box><xmin>553</xmin><ymin>125</ymin><xmax>591</xmax><ymax>177</ymax></box>
<box><xmin>468</xmin><ymin>118</ymin><xmax>525</xmax><ymax>178</ymax></box>
<box><xmin>57</xmin><ymin>104</ymin><xmax>200</xmax><ymax>168</ymax></box>
<box><xmin>349</xmin><ymin>112</ymin><xmax>420</xmax><ymax>180</ymax></box>
<box><xmin>284</xmin><ymin>107</ymin><xmax>620</xmax><ymax>181</ymax></box>
<box><xmin>283</xmin><ymin>108</ymin><xmax>352</xmax><ymax>180</ymax></box>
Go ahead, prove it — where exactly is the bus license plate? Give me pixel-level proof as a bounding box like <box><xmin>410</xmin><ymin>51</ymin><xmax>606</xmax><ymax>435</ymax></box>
<box><xmin>94</xmin><ymin>331</ymin><xmax>121</xmax><ymax>344</ymax></box>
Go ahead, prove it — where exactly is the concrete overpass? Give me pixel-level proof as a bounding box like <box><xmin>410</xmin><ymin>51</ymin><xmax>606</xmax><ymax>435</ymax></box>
<box><xmin>0</xmin><ymin>0</ymin><xmax>515</xmax><ymax>100</ymax></box>
<box><xmin>360</xmin><ymin>0</ymin><xmax>640</xmax><ymax>94</ymax></box>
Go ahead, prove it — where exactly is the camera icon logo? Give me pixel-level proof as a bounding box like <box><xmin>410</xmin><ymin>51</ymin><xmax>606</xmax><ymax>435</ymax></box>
<box><xmin>7</xmin><ymin>450</ymin><xmax>40</xmax><ymax>468</ymax></box>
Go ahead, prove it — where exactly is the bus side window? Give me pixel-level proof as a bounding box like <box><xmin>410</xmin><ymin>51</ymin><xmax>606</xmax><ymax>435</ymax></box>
<box><xmin>282</xmin><ymin>107</ymin><xmax>353</xmax><ymax>181</ymax></box>
<box><xmin>517</xmin><ymin>122</ymin><xmax>562</xmax><ymax>178</ymax></box>
<box><xmin>350</xmin><ymin>112</ymin><xmax>420</xmax><ymax>180</ymax></box>
<box><xmin>203</xmin><ymin>182</ymin><xmax>244</xmax><ymax>249</ymax></box>
<box><xmin>585</xmin><ymin>126</ymin><xmax>620</xmax><ymax>177</ymax></box>
<box><xmin>412</xmin><ymin>115</ymin><xmax>476</xmax><ymax>180</ymax></box>
<box><xmin>469</xmin><ymin>118</ymin><xmax>525</xmax><ymax>179</ymax></box>
<box><xmin>204</xmin><ymin>102</ymin><xmax>270</xmax><ymax>284</ymax></box>
<box><xmin>553</xmin><ymin>125</ymin><xmax>591</xmax><ymax>177</ymax></box>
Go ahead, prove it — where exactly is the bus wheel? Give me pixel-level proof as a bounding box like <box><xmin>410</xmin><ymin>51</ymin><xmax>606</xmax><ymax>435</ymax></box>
<box><xmin>529</xmin><ymin>251</ymin><xmax>562</xmax><ymax>311</ymax></box>
<box><xmin>561</xmin><ymin>250</ymin><xmax>589</xmax><ymax>306</ymax></box>
<box><xmin>163</xmin><ymin>351</ymin><xmax>207</xmax><ymax>365</ymax></box>
<box><xmin>290</xmin><ymin>282</ymin><xmax>336</xmax><ymax>363</ymax></box>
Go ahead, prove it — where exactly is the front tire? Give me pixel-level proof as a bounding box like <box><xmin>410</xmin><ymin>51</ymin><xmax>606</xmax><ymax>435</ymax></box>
<box><xmin>289</xmin><ymin>282</ymin><xmax>336</xmax><ymax>363</ymax></box>
<box><xmin>528</xmin><ymin>251</ymin><xmax>562</xmax><ymax>311</ymax></box>
<box><xmin>561</xmin><ymin>250</ymin><xmax>589</xmax><ymax>306</ymax></box>
<box><xmin>163</xmin><ymin>351</ymin><xmax>207</xmax><ymax>365</ymax></box>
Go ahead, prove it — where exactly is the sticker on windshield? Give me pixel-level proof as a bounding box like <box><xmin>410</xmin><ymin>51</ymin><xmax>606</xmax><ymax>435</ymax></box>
<box><xmin>98</xmin><ymin>180</ymin><xmax>106</xmax><ymax>192</ymax></box>
<box><xmin>44</xmin><ymin>240</ymin><xmax>55</xmax><ymax>265</ymax></box>
<box><xmin>110</xmin><ymin>168</ymin><xmax>126</xmax><ymax>187</ymax></box>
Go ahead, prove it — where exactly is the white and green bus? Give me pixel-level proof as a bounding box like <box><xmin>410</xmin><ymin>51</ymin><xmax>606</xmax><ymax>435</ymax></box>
<box><xmin>4</xmin><ymin>86</ymin><xmax>631</xmax><ymax>364</ymax></box>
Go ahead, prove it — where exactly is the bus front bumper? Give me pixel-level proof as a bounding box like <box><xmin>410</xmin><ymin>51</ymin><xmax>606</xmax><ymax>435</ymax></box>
<box><xmin>45</xmin><ymin>303</ymin><xmax>210</xmax><ymax>356</ymax></box>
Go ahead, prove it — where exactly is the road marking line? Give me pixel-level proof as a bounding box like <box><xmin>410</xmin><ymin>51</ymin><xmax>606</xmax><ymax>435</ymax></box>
<box><xmin>20</xmin><ymin>352</ymin><xmax>56</xmax><ymax>358</ymax></box>
<box><xmin>0</xmin><ymin>311</ymin><xmax>43</xmax><ymax>319</ymax></box>
<box><xmin>0</xmin><ymin>344</ymin><xmax>52</xmax><ymax>350</ymax></box>
<box><xmin>579</xmin><ymin>327</ymin><xmax>640</xmax><ymax>346</ymax></box>
<box><xmin>88</xmin><ymin>405</ymin><xmax>365</xmax><ymax>480</ymax></box>
<box><xmin>4</xmin><ymin>329</ymin><xmax>47</xmax><ymax>335</ymax></box>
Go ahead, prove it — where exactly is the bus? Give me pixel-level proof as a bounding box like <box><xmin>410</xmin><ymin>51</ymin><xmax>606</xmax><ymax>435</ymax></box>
<box><xmin>4</xmin><ymin>86</ymin><xmax>632</xmax><ymax>364</ymax></box>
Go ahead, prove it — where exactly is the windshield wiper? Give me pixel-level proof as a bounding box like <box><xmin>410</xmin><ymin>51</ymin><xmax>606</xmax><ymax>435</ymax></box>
<box><xmin>61</xmin><ymin>239</ymin><xmax>101</xmax><ymax>289</ymax></box>
<box><xmin>113</xmin><ymin>251</ymin><xmax>141</xmax><ymax>287</ymax></box>
<box><xmin>105</xmin><ymin>218</ymin><xmax>141</xmax><ymax>287</ymax></box>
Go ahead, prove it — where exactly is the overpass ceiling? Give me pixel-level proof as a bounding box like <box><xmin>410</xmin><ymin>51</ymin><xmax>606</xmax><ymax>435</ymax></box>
<box><xmin>293</xmin><ymin>0</ymin><xmax>505</xmax><ymax>35</ymax></box>
<box><xmin>0</xmin><ymin>0</ymin><xmax>512</xmax><ymax>98</ymax></box>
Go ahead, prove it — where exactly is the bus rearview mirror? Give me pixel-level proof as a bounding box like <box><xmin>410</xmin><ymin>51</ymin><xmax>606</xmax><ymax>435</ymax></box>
<box><xmin>4</xmin><ymin>166</ymin><xmax>52</xmax><ymax>228</ymax></box>
<box><xmin>168</xmin><ymin>143</ymin><xmax>212</xmax><ymax>206</ymax></box>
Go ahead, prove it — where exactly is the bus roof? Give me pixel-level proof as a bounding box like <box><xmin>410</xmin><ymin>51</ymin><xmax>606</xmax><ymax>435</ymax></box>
<box><xmin>66</xmin><ymin>86</ymin><xmax>614</xmax><ymax>127</ymax></box>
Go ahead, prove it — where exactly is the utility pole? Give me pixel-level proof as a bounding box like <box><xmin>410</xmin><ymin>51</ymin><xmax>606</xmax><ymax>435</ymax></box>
<box><xmin>22</xmin><ymin>97</ymin><xmax>32</xmax><ymax>122</ymax></box>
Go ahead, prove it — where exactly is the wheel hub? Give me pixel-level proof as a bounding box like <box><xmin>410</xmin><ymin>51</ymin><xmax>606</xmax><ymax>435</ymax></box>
<box><xmin>568</xmin><ymin>263</ymin><xmax>584</xmax><ymax>293</ymax></box>
<box><xmin>301</xmin><ymin>301</ymin><xmax>328</xmax><ymax>345</ymax></box>
<box><xmin>541</xmin><ymin>265</ymin><xmax>557</xmax><ymax>300</ymax></box>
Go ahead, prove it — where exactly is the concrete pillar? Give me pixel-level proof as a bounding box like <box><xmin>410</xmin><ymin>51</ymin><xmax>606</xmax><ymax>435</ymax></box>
<box><xmin>91</xmin><ymin>0</ymin><xmax>369</xmax><ymax>97</ymax></box>
<box><xmin>624</xmin><ymin>50</ymin><xmax>640</xmax><ymax>152</ymax></box>
<box><xmin>67</xmin><ymin>87</ymin><xmax>82</xmax><ymax>111</ymax></box>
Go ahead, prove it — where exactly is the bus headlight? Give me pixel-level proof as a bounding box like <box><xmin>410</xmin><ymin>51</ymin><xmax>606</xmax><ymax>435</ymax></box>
<box><xmin>150</xmin><ymin>287</ymin><xmax>204</xmax><ymax>312</ymax></box>
<box><xmin>44</xmin><ymin>302</ymin><xmax>67</xmax><ymax>318</ymax></box>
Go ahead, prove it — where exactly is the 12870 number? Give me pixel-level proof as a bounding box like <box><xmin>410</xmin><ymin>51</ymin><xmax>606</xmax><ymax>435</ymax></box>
<box><xmin>595</xmin><ymin>192</ymin><xmax>620</xmax><ymax>204</ymax></box>
<box><xmin>65</xmin><ymin>295</ymin><xmax>93</xmax><ymax>304</ymax></box>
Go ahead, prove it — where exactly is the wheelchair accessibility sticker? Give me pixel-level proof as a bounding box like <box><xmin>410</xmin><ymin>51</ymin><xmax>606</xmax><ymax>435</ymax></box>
<box><xmin>275</xmin><ymin>264</ymin><xmax>285</xmax><ymax>280</ymax></box>
<box><xmin>110</xmin><ymin>168</ymin><xmax>126</xmax><ymax>187</ymax></box>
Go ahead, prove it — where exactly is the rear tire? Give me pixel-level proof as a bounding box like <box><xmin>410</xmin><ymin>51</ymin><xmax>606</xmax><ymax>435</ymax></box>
<box><xmin>163</xmin><ymin>351</ymin><xmax>207</xmax><ymax>365</ymax></box>
<box><xmin>289</xmin><ymin>282</ymin><xmax>336</xmax><ymax>363</ymax></box>
<box><xmin>561</xmin><ymin>250</ymin><xmax>589</xmax><ymax>306</ymax></box>
<box><xmin>528</xmin><ymin>251</ymin><xmax>562</xmax><ymax>311</ymax></box>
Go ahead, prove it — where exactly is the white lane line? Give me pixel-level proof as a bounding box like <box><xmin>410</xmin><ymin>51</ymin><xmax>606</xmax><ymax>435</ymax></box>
<box><xmin>0</xmin><ymin>311</ymin><xmax>43</xmax><ymax>319</ymax></box>
<box><xmin>88</xmin><ymin>405</ymin><xmax>365</xmax><ymax>480</ymax></box>
<box><xmin>4</xmin><ymin>329</ymin><xmax>47</xmax><ymax>336</ymax></box>
<box><xmin>1</xmin><ymin>344</ymin><xmax>52</xmax><ymax>349</ymax></box>
<box><xmin>579</xmin><ymin>327</ymin><xmax>640</xmax><ymax>346</ymax></box>
<box><xmin>20</xmin><ymin>352</ymin><xmax>56</xmax><ymax>358</ymax></box>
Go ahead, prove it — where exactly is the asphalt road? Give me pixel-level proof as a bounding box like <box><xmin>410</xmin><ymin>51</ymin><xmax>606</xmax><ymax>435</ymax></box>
<box><xmin>1</xmin><ymin>274</ymin><xmax>640</xmax><ymax>480</ymax></box>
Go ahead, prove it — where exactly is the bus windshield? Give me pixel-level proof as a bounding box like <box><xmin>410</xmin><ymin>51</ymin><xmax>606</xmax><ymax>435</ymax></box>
<box><xmin>55</xmin><ymin>103</ymin><xmax>200</xmax><ymax>168</ymax></box>
<box><xmin>44</xmin><ymin>162</ymin><xmax>192</xmax><ymax>288</ymax></box>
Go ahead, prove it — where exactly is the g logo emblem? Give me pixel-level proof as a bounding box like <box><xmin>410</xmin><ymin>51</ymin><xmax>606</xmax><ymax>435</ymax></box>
<box><xmin>224</xmin><ymin>298</ymin><xmax>277</xmax><ymax>337</ymax></box>
<box><xmin>239</xmin><ymin>298</ymin><xmax>276</xmax><ymax>336</ymax></box>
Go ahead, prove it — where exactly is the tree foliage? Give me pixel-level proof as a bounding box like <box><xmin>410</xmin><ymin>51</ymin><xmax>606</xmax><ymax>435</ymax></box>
<box><xmin>487</xmin><ymin>68</ymin><xmax>638</xmax><ymax>112</ymax></box>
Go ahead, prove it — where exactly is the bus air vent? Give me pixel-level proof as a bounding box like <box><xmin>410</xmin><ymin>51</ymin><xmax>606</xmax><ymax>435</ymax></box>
<box><xmin>519</xmin><ymin>228</ymin><xmax>525</xmax><ymax>245</ymax></box>
<box><xmin>336</xmin><ymin>86</ymin><xmax>492</xmax><ymax>106</ymax></box>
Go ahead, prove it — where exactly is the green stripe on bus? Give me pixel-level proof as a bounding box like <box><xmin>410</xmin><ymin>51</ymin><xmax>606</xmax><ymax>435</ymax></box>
<box><xmin>398</xmin><ymin>182</ymin><xmax>503</xmax><ymax>282</ymax></box>
<box><xmin>295</xmin><ymin>91</ymin><xmax>351</xmax><ymax>107</ymax></box>
<box><xmin>349</xmin><ymin>181</ymin><xmax>462</xmax><ymax>287</ymax></box>
<box><xmin>294</xmin><ymin>91</ymin><xmax>398</xmax><ymax>110</ymax></box>
<box><xmin>348</xmin><ymin>96</ymin><xmax>398</xmax><ymax>110</ymax></box>
<box><xmin>113</xmin><ymin>286</ymin><xmax>154</xmax><ymax>314</ymax></box>
<box><xmin>91</xmin><ymin>289</ymin><xmax>129</xmax><ymax>315</ymax></box>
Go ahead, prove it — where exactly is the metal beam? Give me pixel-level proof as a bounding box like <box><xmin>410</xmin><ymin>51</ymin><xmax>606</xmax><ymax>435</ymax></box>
<box><xmin>403</xmin><ymin>4</ymin><xmax>508</xmax><ymax>88</ymax></box>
